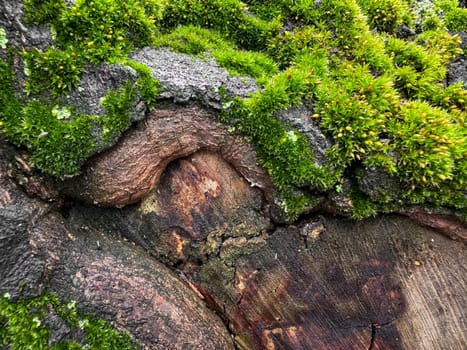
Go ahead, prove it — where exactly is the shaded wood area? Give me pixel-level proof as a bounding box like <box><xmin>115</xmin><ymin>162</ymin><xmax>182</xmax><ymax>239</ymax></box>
<box><xmin>198</xmin><ymin>216</ymin><xmax>466</xmax><ymax>349</ymax></box>
<box><xmin>132</xmin><ymin>151</ymin><xmax>466</xmax><ymax>349</ymax></box>
<box><xmin>63</xmin><ymin>139</ymin><xmax>466</xmax><ymax>349</ymax></box>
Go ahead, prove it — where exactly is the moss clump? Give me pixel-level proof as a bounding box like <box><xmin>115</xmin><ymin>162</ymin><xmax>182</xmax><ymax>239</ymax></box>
<box><xmin>99</xmin><ymin>82</ymin><xmax>137</xmax><ymax>143</ymax></box>
<box><xmin>356</xmin><ymin>0</ymin><xmax>413</xmax><ymax>33</ymax></box>
<box><xmin>53</xmin><ymin>0</ymin><xmax>163</xmax><ymax>63</ymax></box>
<box><xmin>0</xmin><ymin>292</ymin><xmax>139</xmax><ymax>350</ymax></box>
<box><xmin>160</xmin><ymin>0</ymin><xmax>281</xmax><ymax>51</ymax></box>
<box><xmin>23</xmin><ymin>48</ymin><xmax>85</xmax><ymax>96</ymax></box>
<box><xmin>242</xmin><ymin>0</ymin><xmax>295</xmax><ymax>21</ymax></box>
<box><xmin>23</xmin><ymin>0</ymin><xmax>67</xmax><ymax>25</ymax></box>
<box><xmin>435</xmin><ymin>0</ymin><xmax>467</xmax><ymax>32</ymax></box>
<box><xmin>0</xmin><ymin>0</ymin><xmax>162</xmax><ymax>177</ymax></box>
<box><xmin>1</xmin><ymin>0</ymin><xmax>466</xmax><ymax>218</ymax></box>
<box><xmin>0</xmin><ymin>57</ymin><xmax>158</xmax><ymax>177</ymax></box>
<box><xmin>0</xmin><ymin>27</ymin><xmax>8</xmax><ymax>49</ymax></box>
<box><xmin>0</xmin><ymin>60</ymin><xmax>94</xmax><ymax>177</ymax></box>
<box><xmin>222</xmin><ymin>0</ymin><xmax>466</xmax><ymax>218</ymax></box>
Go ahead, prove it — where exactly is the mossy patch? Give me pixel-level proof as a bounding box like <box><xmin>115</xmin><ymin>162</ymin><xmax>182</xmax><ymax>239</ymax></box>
<box><xmin>0</xmin><ymin>58</ymin><xmax>158</xmax><ymax>177</ymax></box>
<box><xmin>160</xmin><ymin>0</ymin><xmax>281</xmax><ymax>51</ymax></box>
<box><xmin>436</xmin><ymin>0</ymin><xmax>467</xmax><ymax>32</ymax></box>
<box><xmin>0</xmin><ymin>0</ymin><xmax>466</xmax><ymax>219</ymax></box>
<box><xmin>0</xmin><ymin>0</ymin><xmax>162</xmax><ymax>177</ymax></box>
<box><xmin>0</xmin><ymin>292</ymin><xmax>139</xmax><ymax>349</ymax></box>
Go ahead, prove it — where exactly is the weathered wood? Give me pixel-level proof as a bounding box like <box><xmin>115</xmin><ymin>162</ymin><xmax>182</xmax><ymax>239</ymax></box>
<box><xmin>0</xmin><ymin>140</ymin><xmax>235</xmax><ymax>350</ymax></box>
<box><xmin>62</xmin><ymin>105</ymin><xmax>275</xmax><ymax>208</ymax></box>
<box><xmin>2</xmin><ymin>123</ymin><xmax>467</xmax><ymax>350</ymax></box>
<box><xmin>401</xmin><ymin>209</ymin><xmax>467</xmax><ymax>243</ymax></box>
<box><xmin>48</xmin><ymin>224</ymin><xmax>235</xmax><ymax>350</ymax></box>
<box><xmin>196</xmin><ymin>215</ymin><xmax>466</xmax><ymax>350</ymax></box>
<box><xmin>67</xmin><ymin>146</ymin><xmax>466</xmax><ymax>350</ymax></box>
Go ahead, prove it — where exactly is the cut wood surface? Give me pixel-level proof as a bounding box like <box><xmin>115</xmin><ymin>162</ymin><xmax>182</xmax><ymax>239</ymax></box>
<box><xmin>3</xmin><ymin>135</ymin><xmax>466</xmax><ymax>349</ymax></box>
<box><xmin>65</xmin><ymin>148</ymin><xmax>466</xmax><ymax>349</ymax></box>
<box><xmin>197</xmin><ymin>216</ymin><xmax>466</xmax><ymax>349</ymax></box>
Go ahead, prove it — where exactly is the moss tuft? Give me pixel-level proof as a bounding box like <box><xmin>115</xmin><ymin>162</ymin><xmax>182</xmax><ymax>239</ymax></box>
<box><xmin>1</xmin><ymin>0</ymin><xmax>466</xmax><ymax>218</ymax></box>
<box><xmin>0</xmin><ymin>292</ymin><xmax>139</xmax><ymax>349</ymax></box>
<box><xmin>160</xmin><ymin>0</ymin><xmax>281</xmax><ymax>51</ymax></box>
<box><xmin>356</xmin><ymin>0</ymin><xmax>413</xmax><ymax>33</ymax></box>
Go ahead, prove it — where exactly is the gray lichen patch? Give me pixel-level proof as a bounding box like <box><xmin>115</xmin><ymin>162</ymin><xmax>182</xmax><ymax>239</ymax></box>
<box><xmin>130</xmin><ymin>47</ymin><xmax>258</xmax><ymax>110</ymax></box>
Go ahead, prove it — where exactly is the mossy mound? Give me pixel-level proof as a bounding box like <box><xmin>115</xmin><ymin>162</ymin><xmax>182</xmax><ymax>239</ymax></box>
<box><xmin>0</xmin><ymin>292</ymin><xmax>139</xmax><ymax>349</ymax></box>
<box><xmin>0</xmin><ymin>0</ymin><xmax>466</xmax><ymax>219</ymax></box>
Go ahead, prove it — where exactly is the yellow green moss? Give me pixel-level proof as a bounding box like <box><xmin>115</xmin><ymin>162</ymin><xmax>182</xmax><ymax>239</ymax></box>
<box><xmin>0</xmin><ymin>292</ymin><xmax>139</xmax><ymax>349</ymax></box>
<box><xmin>0</xmin><ymin>0</ymin><xmax>465</xmax><ymax>218</ymax></box>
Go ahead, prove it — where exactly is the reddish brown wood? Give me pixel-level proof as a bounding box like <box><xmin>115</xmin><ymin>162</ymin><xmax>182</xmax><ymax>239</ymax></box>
<box><xmin>401</xmin><ymin>209</ymin><xmax>467</xmax><ymax>243</ymax></box>
<box><xmin>0</xmin><ymin>140</ymin><xmax>235</xmax><ymax>350</ymax></box>
<box><xmin>196</xmin><ymin>216</ymin><xmax>466</xmax><ymax>350</ymax></box>
<box><xmin>62</xmin><ymin>105</ymin><xmax>275</xmax><ymax>208</ymax></box>
<box><xmin>2</xmin><ymin>123</ymin><xmax>466</xmax><ymax>350</ymax></box>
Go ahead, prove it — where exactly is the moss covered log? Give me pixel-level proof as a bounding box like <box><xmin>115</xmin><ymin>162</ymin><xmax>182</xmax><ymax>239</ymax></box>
<box><xmin>0</xmin><ymin>0</ymin><xmax>466</xmax><ymax>219</ymax></box>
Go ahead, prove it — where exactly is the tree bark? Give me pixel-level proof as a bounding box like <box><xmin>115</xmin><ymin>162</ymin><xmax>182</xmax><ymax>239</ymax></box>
<box><xmin>61</xmin><ymin>105</ymin><xmax>276</xmax><ymax>208</ymax></box>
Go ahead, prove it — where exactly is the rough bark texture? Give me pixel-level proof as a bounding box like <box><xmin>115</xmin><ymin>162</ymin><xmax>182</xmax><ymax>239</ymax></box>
<box><xmin>56</xmin><ymin>133</ymin><xmax>466</xmax><ymax>349</ymax></box>
<box><xmin>2</xmin><ymin>99</ymin><xmax>467</xmax><ymax>349</ymax></box>
<box><xmin>130</xmin><ymin>47</ymin><xmax>258</xmax><ymax>110</ymax></box>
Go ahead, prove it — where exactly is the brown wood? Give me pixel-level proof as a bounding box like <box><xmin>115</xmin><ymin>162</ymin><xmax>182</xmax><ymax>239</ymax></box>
<box><xmin>401</xmin><ymin>209</ymin><xmax>467</xmax><ymax>243</ymax></box>
<box><xmin>2</xmin><ymin>119</ymin><xmax>466</xmax><ymax>350</ymax></box>
<box><xmin>0</xmin><ymin>139</ymin><xmax>235</xmax><ymax>350</ymax></box>
<box><xmin>62</xmin><ymin>105</ymin><xmax>275</xmax><ymax>208</ymax></box>
<box><xmin>195</xmin><ymin>216</ymin><xmax>466</xmax><ymax>350</ymax></box>
<box><xmin>89</xmin><ymin>146</ymin><xmax>464</xmax><ymax>350</ymax></box>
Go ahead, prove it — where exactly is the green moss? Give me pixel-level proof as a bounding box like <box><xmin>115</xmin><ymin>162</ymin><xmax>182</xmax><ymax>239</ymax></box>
<box><xmin>1</xmin><ymin>0</ymin><xmax>162</xmax><ymax>177</ymax></box>
<box><xmin>0</xmin><ymin>27</ymin><xmax>8</xmax><ymax>49</ymax></box>
<box><xmin>0</xmin><ymin>292</ymin><xmax>139</xmax><ymax>350</ymax></box>
<box><xmin>0</xmin><ymin>57</ymin><xmax>159</xmax><ymax>177</ymax></box>
<box><xmin>124</xmin><ymin>60</ymin><xmax>160</xmax><ymax>110</ymax></box>
<box><xmin>436</xmin><ymin>0</ymin><xmax>467</xmax><ymax>31</ymax></box>
<box><xmin>444</xmin><ymin>8</ymin><xmax>467</xmax><ymax>32</ymax></box>
<box><xmin>0</xmin><ymin>61</ymin><xmax>95</xmax><ymax>178</ymax></box>
<box><xmin>160</xmin><ymin>0</ymin><xmax>281</xmax><ymax>51</ymax></box>
<box><xmin>53</xmin><ymin>0</ymin><xmax>163</xmax><ymax>63</ymax></box>
<box><xmin>219</xmin><ymin>0</ymin><xmax>465</xmax><ymax>218</ymax></box>
<box><xmin>1</xmin><ymin>0</ymin><xmax>466</xmax><ymax>218</ymax></box>
<box><xmin>267</xmin><ymin>26</ymin><xmax>333</xmax><ymax>70</ymax></box>
<box><xmin>242</xmin><ymin>0</ymin><xmax>295</xmax><ymax>21</ymax></box>
<box><xmin>356</xmin><ymin>0</ymin><xmax>413</xmax><ymax>33</ymax></box>
<box><xmin>100</xmin><ymin>82</ymin><xmax>136</xmax><ymax>143</ymax></box>
<box><xmin>23</xmin><ymin>48</ymin><xmax>85</xmax><ymax>96</ymax></box>
<box><xmin>350</xmin><ymin>190</ymin><xmax>379</xmax><ymax>219</ymax></box>
<box><xmin>23</xmin><ymin>0</ymin><xmax>67</xmax><ymax>25</ymax></box>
